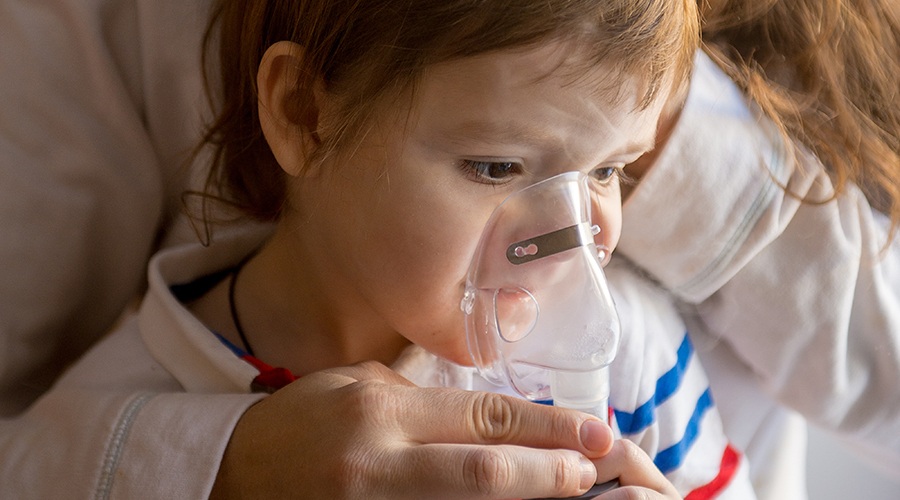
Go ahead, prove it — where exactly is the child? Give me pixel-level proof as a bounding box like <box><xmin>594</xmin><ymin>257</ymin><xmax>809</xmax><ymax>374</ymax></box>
<box><xmin>29</xmin><ymin>0</ymin><xmax>755</xmax><ymax>498</ymax></box>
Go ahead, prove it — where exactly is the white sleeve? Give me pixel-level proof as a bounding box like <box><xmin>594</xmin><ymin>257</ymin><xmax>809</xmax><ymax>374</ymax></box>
<box><xmin>0</xmin><ymin>391</ymin><xmax>261</xmax><ymax>499</ymax></box>
<box><xmin>618</xmin><ymin>51</ymin><xmax>900</xmax><ymax>470</ymax></box>
<box><xmin>0</xmin><ymin>317</ymin><xmax>265</xmax><ymax>499</ymax></box>
<box><xmin>0</xmin><ymin>0</ymin><xmax>211</xmax><ymax>413</ymax></box>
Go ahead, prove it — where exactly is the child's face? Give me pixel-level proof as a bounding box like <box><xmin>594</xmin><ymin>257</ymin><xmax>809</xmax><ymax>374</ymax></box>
<box><xmin>278</xmin><ymin>41</ymin><xmax>668</xmax><ymax>366</ymax></box>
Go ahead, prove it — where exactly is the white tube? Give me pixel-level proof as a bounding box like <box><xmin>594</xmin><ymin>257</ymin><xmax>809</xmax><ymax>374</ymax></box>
<box><xmin>549</xmin><ymin>365</ymin><xmax>610</xmax><ymax>423</ymax></box>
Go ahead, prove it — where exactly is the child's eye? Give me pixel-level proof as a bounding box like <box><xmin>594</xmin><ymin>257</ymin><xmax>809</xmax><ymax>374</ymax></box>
<box><xmin>459</xmin><ymin>159</ymin><xmax>523</xmax><ymax>185</ymax></box>
<box><xmin>590</xmin><ymin>166</ymin><xmax>623</xmax><ymax>184</ymax></box>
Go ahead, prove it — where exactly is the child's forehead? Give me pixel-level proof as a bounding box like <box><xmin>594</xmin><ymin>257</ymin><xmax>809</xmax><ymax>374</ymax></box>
<box><xmin>416</xmin><ymin>40</ymin><xmax>657</xmax><ymax>114</ymax></box>
<box><xmin>429</xmin><ymin>39</ymin><xmax>615</xmax><ymax>84</ymax></box>
<box><xmin>398</xmin><ymin>42</ymin><xmax>665</xmax><ymax>162</ymax></box>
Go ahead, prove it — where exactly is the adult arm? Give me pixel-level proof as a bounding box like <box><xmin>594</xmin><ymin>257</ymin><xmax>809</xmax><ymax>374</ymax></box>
<box><xmin>0</xmin><ymin>390</ymin><xmax>261</xmax><ymax>499</ymax></box>
<box><xmin>619</xmin><ymin>51</ymin><xmax>900</xmax><ymax>470</ymax></box>
<box><xmin>1</xmin><ymin>318</ymin><xmax>620</xmax><ymax>500</ymax></box>
<box><xmin>0</xmin><ymin>312</ymin><xmax>264</xmax><ymax>499</ymax></box>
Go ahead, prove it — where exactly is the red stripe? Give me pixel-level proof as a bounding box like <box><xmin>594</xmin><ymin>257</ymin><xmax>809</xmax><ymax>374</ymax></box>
<box><xmin>685</xmin><ymin>444</ymin><xmax>741</xmax><ymax>500</ymax></box>
<box><xmin>240</xmin><ymin>354</ymin><xmax>274</xmax><ymax>373</ymax></box>
<box><xmin>241</xmin><ymin>355</ymin><xmax>299</xmax><ymax>392</ymax></box>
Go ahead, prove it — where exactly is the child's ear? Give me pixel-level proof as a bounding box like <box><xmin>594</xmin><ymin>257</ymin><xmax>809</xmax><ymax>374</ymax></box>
<box><xmin>257</xmin><ymin>41</ymin><xmax>323</xmax><ymax>177</ymax></box>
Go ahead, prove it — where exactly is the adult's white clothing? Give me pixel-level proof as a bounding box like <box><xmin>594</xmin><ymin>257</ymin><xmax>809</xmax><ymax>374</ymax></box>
<box><xmin>1</xmin><ymin>1</ymin><xmax>254</xmax><ymax>498</ymax></box>
<box><xmin>0</xmin><ymin>0</ymin><xmax>212</xmax><ymax>415</ymax></box>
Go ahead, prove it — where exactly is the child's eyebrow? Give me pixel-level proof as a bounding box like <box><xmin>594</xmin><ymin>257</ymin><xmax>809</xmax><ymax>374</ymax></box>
<box><xmin>447</xmin><ymin>119</ymin><xmax>550</xmax><ymax>147</ymax></box>
<box><xmin>612</xmin><ymin>135</ymin><xmax>657</xmax><ymax>158</ymax></box>
<box><xmin>438</xmin><ymin>118</ymin><xmax>658</xmax><ymax>159</ymax></box>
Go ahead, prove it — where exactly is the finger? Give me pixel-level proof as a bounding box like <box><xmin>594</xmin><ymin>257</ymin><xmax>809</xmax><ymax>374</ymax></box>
<box><xmin>392</xmin><ymin>443</ymin><xmax>597</xmax><ymax>500</ymax></box>
<box><xmin>289</xmin><ymin>365</ymin><xmax>615</xmax><ymax>459</ymax></box>
<box><xmin>321</xmin><ymin>360</ymin><xmax>419</xmax><ymax>386</ymax></box>
<box><xmin>596</xmin><ymin>485</ymin><xmax>677</xmax><ymax>500</ymax></box>
<box><xmin>592</xmin><ymin>439</ymin><xmax>679</xmax><ymax>498</ymax></box>
<box><xmin>294</xmin><ymin>360</ymin><xmax>418</xmax><ymax>393</ymax></box>
<box><xmin>396</xmin><ymin>388</ymin><xmax>614</xmax><ymax>457</ymax></box>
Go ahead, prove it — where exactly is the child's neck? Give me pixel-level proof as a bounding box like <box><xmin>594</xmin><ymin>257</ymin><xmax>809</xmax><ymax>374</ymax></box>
<box><xmin>191</xmin><ymin>227</ymin><xmax>411</xmax><ymax>375</ymax></box>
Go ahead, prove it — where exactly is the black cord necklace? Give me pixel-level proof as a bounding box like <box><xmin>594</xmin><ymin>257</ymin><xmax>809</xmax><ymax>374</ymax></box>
<box><xmin>228</xmin><ymin>257</ymin><xmax>256</xmax><ymax>358</ymax></box>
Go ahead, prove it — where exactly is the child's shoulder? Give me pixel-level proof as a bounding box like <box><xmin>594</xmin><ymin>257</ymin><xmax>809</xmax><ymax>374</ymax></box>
<box><xmin>605</xmin><ymin>257</ymin><xmax>687</xmax><ymax>346</ymax></box>
<box><xmin>605</xmin><ymin>256</ymin><xmax>700</xmax><ymax>428</ymax></box>
<box><xmin>605</xmin><ymin>258</ymin><xmax>754</xmax><ymax>498</ymax></box>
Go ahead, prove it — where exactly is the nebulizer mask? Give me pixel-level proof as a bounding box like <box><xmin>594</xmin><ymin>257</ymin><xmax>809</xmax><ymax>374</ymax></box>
<box><xmin>461</xmin><ymin>171</ymin><xmax>620</xmax><ymax>422</ymax></box>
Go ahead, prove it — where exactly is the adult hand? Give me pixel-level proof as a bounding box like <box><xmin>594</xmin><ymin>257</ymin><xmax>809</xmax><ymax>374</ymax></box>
<box><xmin>592</xmin><ymin>439</ymin><xmax>682</xmax><ymax>500</ymax></box>
<box><xmin>210</xmin><ymin>361</ymin><xmax>615</xmax><ymax>500</ymax></box>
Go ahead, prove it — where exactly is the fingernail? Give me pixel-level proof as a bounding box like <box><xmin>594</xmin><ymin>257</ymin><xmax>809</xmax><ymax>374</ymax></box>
<box><xmin>579</xmin><ymin>456</ymin><xmax>596</xmax><ymax>490</ymax></box>
<box><xmin>580</xmin><ymin>419</ymin><xmax>611</xmax><ymax>452</ymax></box>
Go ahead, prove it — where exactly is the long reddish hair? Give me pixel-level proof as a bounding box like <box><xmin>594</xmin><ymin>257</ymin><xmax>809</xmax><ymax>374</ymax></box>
<box><xmin>701</xmin><ymin>0</ymin><xmax>900</xmax><ymax>243</ymax></box>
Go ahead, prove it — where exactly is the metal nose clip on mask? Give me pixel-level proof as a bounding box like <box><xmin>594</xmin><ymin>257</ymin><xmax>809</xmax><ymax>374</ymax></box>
<box><xmin>461</xmin><ymin>171</ymin><xmax>620</xmax><ymax>422</ymax></box>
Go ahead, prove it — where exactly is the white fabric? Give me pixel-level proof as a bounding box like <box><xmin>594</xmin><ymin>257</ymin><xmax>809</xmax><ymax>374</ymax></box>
<box><xmin>0</xmin><ymin>314</ymin><xmax>263</xmax><ymax>499</ymax></box>
<box><xmin>0</xmin><ymin>2</ymin><xmax>259</xmax><ymax>498</ymax></box>
<box><xmin>605</xmin><ymin>258</ymin><xmax>756</xmax><ymax>498</ymax></box>
<box><xmin>0</xmin><ymin>0</ymin><xmax>213</xmax><ymax>414</ymax></box>
<box><xmin>620</xmin><ymin>52</ymin><xmax>900</xmax><ymax>490</ymax></box>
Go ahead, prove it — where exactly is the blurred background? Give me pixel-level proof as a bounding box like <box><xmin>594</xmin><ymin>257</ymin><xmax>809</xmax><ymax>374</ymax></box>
<box><xmin>807</xmin><ymin>425</ymin><xmax>900</xmax><ymax>499</ymax></box>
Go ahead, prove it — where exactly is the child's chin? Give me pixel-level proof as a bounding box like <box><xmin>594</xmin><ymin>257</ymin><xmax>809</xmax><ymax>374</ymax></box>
<box><xmin>427</xmin><ymin>343</ymin><xmax>475</xmax><ymax>367</ymax></box>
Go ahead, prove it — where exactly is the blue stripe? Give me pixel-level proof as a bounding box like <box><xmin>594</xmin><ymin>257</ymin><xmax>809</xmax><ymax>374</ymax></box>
<box><xmin>614</xmin><ymin>333</ymin><xmax>694</xmax><ymax>434</ymax></box>
<box><xmin>212</xmin><ymin>331</ymin><xmax>250</xmax><ymax>358</ymax></box>
<box><xmin>654</xmin><ymin>388</ymin><xmax>714</xmax><ymax>474</ymax></box>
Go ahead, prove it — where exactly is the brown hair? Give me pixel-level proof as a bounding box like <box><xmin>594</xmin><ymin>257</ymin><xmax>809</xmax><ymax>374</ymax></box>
<box><xmin>700</xmin><ymin>0</ymin><xmax>900</xmax><ymax>243</ymax></box>
<box><xmin>197</xmin><ymin>0</ymin><xmax>700</xmax><ymax>222</ymax></box>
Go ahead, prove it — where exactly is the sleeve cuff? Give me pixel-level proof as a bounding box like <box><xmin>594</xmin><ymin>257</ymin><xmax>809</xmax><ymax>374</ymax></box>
<box><xmin>618</xmin><ymin>52</ymin><xmax>791</xmax><ymax>302</ymax></box>
<box><xmin>106</xmin><ymin>392</ymin><xmax>264</xmax><ymax>499</ymax></box>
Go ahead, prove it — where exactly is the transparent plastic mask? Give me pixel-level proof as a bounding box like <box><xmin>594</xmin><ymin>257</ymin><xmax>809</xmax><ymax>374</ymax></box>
<box><xmin>461</xmin><ymin>171</ymin><xmax>620</xmax><ymax>421</ymax></box>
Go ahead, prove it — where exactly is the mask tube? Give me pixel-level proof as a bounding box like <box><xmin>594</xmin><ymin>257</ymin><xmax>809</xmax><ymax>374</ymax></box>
<box><xmin>461</xmin><ymin>171</ymin><xmax>620</xmax><ymax>421</ymax></box>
